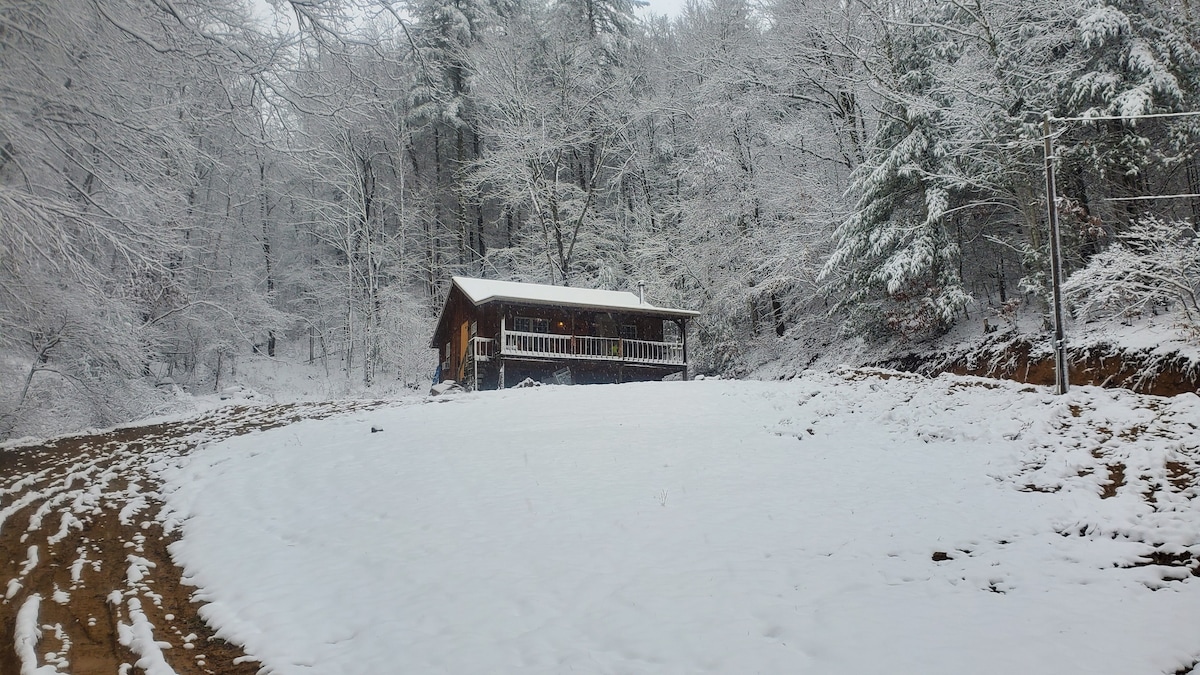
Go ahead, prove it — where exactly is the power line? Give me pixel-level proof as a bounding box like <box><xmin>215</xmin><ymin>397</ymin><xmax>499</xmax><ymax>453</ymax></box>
<box><xmin>1037</xmin><ymin>108</ymin><xmax>1200</xmax><ymax>395</ymax></box>
<box><xmin>1052</xmin><ymin>110</ymin><xmax>1200</xmax><ymax>123</ymax></box>
<box><xmin>1104</xmin><ymin>193</ymin><xmax>1200</xmax><ymax>202</ymax></box>
<box><xmin>1051</xmin><ymin>111</ymin><xmax>1200</xmax><ymax>202</ymax></box>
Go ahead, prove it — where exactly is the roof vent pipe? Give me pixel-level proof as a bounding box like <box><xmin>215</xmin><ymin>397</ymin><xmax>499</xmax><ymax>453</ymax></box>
<box><xmin>637</xmin><ymin>280</ymin><xmax>646</xmax><ymax>304</ymax></box>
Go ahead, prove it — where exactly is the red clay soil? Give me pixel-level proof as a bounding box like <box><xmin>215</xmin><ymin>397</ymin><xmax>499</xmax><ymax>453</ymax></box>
<box><xmin>932</xmin><ymin>340</ymin><xmax>1200</xmax><ymax>396</ymax></box>
<box><xmin>0</xmin><ymin>401</ymin><xmax>385</xmax><ymax>675</ymax></box>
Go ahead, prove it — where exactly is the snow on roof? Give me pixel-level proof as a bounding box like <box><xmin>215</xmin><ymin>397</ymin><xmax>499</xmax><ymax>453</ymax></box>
<box><xmin>451</xmin><ymin>277</ymin><xmax>700</xmax><ymax>317</ymax></box>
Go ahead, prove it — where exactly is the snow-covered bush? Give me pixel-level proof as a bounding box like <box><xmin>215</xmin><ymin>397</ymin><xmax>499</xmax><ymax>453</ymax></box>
<box><xmin>1064</xmin><ymin>217</ymin><xmax>1200</xmax><ymax>331</ymax></box>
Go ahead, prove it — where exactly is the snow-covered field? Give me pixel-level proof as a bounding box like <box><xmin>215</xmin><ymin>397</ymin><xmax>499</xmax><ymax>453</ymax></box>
<box><xmin>156</xmin><ymin>371</ymin><xmax>1200</xmax><ymax>675</ymax></box>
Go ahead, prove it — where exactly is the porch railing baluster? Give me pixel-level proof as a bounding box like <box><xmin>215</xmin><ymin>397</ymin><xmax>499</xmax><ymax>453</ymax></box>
<box><xmin>499</xmin><ymin>328</ymin><xmax>683</xmax><ymax>365</ymax></box>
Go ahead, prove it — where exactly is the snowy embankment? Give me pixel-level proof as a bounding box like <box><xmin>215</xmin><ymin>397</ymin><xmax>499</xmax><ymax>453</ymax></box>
<box><xmin>158</xmin><ymin>371</ymin><xmax>1200</xmax><ymax>674</ymax></box>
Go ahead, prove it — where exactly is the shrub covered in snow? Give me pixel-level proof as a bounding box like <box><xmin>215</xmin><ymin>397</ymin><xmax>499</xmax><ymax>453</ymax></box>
<box><xmin>1065</xmin><ymin>217</ymin><xmax>1200</xmax><ymax>333</ymax></box>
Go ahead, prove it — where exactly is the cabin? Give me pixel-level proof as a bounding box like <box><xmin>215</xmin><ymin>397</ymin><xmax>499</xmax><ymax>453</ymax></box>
<box><xmin>431</xmin><ymin>277</ymin><xmax>700</xmax><ymax>390</ymax></box>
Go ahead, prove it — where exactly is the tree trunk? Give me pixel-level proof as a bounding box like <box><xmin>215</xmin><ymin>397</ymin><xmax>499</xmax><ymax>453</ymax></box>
<box><xmin>260</xmin><ymin>159</ymin><xmax>276</xmax><ymax>357</ymax></box>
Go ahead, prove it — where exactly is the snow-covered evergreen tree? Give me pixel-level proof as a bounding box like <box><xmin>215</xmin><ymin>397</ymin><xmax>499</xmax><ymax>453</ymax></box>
<box><xmin>820</xmin><ymin>11</ymin><xmax>970</xmax><ymax>340</ymax></box>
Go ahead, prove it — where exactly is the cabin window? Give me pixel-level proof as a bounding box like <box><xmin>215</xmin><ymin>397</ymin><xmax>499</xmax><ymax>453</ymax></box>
<box><xmin>620</xmin><ymin>324</ymin><xmax>638</xmax><ymax>340</ymax></box>
<box><xmin>515</xmin><ymin>316</ymin><xmax>549</xmax><ymax>333</ymax></box>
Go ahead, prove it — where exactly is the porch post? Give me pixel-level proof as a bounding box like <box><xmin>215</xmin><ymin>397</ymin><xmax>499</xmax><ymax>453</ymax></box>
<box><xmin>498</xmin><ymin>317</ymin><xmax>506</xmax><ymax>390</ymax></box>
<box><xmin>681</xmin><ymin>318</ymin><xmax>689</xmax><ymax>381</ymax></box>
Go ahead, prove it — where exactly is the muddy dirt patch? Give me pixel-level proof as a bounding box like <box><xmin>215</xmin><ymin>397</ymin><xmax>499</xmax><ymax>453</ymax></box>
<box><xmin>0</xmin><ymin>400</ymin><xmax>388</xmax><ymax>674</ymax></box>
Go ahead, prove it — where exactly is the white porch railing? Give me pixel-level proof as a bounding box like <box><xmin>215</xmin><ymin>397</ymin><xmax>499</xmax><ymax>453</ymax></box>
<box><xmin>501</xmin><ymin>329</ymin><xmax>684</xmax><ymax>366</ymax></box>
<box><xmin>471</xmin><ymin>336</ymin><xmax>495</xmax><ymax>362</ymax></box>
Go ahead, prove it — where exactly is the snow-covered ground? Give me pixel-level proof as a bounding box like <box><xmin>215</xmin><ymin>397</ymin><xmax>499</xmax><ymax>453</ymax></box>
<box><xmin>157</xmin><ymin>371</ymin><xmax>1200</xmax><ymax>674</ymax></box>
<box><xmin>0</xmin><ymin>345</ymin><xmax>430</xmax><ymax>443</ymax></box>
<box><xmin>746</xmin><ymin>302</ymin><xmax>1200</xmax><ymax>384</ymax></box>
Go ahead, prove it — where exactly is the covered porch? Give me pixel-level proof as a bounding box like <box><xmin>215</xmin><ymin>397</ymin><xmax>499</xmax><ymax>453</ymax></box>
<box><xmin>434</xmin><ymin>277</ymin><xmax>699</xmax><ymax>390</ymax></box>
<box><xmin>493</xmin><ymin>323</ymin><xmax>685</xmax><ymax>366</ymax></box>
<box><xmin>467</xmin><ymin>320</ymin><xmax>687</xmax><ymax>388</ymax></box>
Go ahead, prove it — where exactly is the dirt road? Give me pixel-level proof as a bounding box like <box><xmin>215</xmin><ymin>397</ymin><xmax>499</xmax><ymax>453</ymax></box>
<box><xmin>0</xmin><ymin>401</ymin><xmax>385</xmax><ymax>675</ymax></box>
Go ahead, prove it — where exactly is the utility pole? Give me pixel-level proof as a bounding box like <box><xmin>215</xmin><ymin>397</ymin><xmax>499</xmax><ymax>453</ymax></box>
<box><xmin>1043</xmin><ymin>112</ymin><xmax>1070</xmax><ymax>395</ymax></box>
<box><xmin>1036</xmin><ymin>108</ymin><xmax>1200</xmax><ymax>394</ymax></box>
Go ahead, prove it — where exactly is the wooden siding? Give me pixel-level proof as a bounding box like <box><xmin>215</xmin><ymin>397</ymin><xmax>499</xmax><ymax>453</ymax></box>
<box><xmin>434</xmin><ymin>286</ymin><xmax>690</xmax><ymax>387</ymax></box>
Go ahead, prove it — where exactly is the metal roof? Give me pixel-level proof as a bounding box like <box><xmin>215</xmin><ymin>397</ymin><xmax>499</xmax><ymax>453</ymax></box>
<box><xmin>430</xmin><ymin>277</ymin><xmax>700</xmax><ymax>347</ymax></box>
<box><xmin>450</xmin><ymin>277</ymin><xmax>700</xmax><ymax>317</ymax></box>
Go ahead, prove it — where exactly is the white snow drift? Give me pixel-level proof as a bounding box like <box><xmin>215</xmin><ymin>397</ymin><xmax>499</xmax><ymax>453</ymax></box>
<box><xmin>158</xmin><ymin>371</ymin><xmax>1200</xmax><ymax>674</ymax></box>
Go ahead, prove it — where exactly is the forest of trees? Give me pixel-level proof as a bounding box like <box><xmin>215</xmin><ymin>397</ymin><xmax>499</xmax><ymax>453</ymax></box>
<box><xmin>2</xmin><ymin>0</ymin><xmax>1198</xmax><ymax>436</ymax></box>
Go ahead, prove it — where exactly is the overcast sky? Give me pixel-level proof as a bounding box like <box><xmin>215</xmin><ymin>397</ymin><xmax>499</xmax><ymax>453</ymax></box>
<box><xmin>638</xmin><ymin>0</ymin><xmax>688</xmax><ymax>19</ymax></box>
